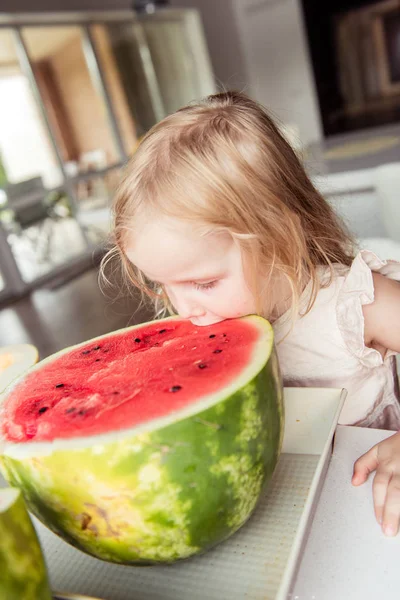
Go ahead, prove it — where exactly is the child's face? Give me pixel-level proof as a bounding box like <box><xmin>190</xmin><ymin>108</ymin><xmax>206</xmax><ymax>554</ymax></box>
<box><xmin>126</xmin><ymin>218</ymin><xmax>257</xmax><ymax>326</ymax></box>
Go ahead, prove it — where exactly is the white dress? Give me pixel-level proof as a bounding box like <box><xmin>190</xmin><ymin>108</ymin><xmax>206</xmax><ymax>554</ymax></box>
<box><xmin>273</xmin><ymin>251</ymin><xmax>400</xmax><ymax>430</ymax></box>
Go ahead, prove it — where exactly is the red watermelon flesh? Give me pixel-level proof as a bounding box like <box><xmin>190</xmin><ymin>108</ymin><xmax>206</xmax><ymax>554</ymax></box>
<box><xmin>1</xmin><ymin>318</ymin><xmax>258</xmax><ymax>443</ymax></box>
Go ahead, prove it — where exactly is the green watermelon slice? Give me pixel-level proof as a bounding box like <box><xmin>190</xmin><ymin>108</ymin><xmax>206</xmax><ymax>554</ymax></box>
<box><xmin>0</xmin><ymin>487</ymin><xmax>52</xmax><ymax>600</ymax></box>
<box><xmin>0</xmin><ymin>316</ymin><xmax>283</xmax><ymax>564</ymax></box>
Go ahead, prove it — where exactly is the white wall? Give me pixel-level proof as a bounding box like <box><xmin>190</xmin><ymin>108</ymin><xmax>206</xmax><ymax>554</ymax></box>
<box><xmin>232</xmin><ymin>0</ymin><xmax>322</xmax><ymax>145</ymax></box>
<box><xmin>169</xmin><ymin>0</ymin><xmax>248</xmax><ymax>92</ymax></box>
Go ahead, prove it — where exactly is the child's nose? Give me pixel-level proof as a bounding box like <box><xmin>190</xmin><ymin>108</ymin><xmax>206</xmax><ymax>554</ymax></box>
<box><xmin>182</xmin><ymin>307</ymin><xmax>206</xmax><ymax>320</ymax></box>
<box><xmin>178</xmin><ymin>300</ymin><xmax>205</xmax><ymax>320</ymax></box>
<box><xmin>190</xmin><ymin>307</ymin><xmax>206</xmax><ymax>318</ymax></box>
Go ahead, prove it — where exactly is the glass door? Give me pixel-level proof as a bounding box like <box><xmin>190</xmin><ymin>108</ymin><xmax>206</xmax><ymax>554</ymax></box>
<box><xmin>21</xmin><ymin>25</ymin><xmax>128</xmax><ymax>252</ymax></box>
<box><xmin>0</xmin><ymin>9</ymin><xmax>215</xmax><ymax>302</ymax></box>
<box><xmin>0</xmin><ymin>27</ymin><xmax>88</xmax><ymax>289</ymax></box>
<box><xmin>93</xmin><ymin>8</ymin><xmax>215</xmax><ymax>136</ymax></box>
<box><xmin>0</xmin><ymin>24</ymin><xmax>127</xmax><ymax>296</ymax></box>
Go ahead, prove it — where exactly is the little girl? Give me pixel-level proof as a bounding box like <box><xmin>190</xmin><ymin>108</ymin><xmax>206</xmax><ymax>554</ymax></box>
<box><xmin>108</xmin><ymin>91</ymin><xmax>400</xmax><ymax>536</ymax></box>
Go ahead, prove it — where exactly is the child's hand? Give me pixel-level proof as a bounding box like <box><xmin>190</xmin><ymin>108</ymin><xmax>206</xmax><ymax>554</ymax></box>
<box><xmin>352</xmin><ymin>432</ymin><xmax>400</xmax><ymax>536</ymax></box>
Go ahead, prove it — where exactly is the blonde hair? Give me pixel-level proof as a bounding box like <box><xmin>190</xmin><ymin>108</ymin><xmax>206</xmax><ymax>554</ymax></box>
<box><xmin>107</xmin><ymin>91</ymin><xmax>354</xmax><ymax>321</ymax></box>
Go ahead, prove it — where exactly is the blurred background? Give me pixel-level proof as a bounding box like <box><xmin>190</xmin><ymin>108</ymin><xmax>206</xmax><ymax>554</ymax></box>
<box><xmin>0</xmin><ymin>0</ymin><xmax>399</xmax><ymax>358</ymax></box>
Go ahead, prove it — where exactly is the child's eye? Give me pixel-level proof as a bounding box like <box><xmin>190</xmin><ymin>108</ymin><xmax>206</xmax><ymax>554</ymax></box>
<box><xmin>192</xmin><ymin>281</ymin><xmax>218</xmax><ymax>291</ymax></box>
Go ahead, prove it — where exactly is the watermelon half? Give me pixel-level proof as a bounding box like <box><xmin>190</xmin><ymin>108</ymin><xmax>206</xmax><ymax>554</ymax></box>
<box><xmin>0</xmin><ymin>316</ymin><xmax>283</xmax><ymax>564</ymax></box>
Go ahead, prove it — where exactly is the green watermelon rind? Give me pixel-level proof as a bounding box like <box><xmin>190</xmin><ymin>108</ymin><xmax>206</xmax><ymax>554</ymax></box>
<box><xmin>0</xmin><ymin>487</ymin><xmax>52</xmax><ymax>600</ymax></box>
<box><xmin>0</xmin><ymin>316</ymin><xmax>284</xmax><ymax>564</ymax></box>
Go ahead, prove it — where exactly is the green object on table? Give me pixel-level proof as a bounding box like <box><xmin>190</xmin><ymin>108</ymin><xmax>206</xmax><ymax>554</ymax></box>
<box><xmin>0</xmin><ymin>487</ymin><xmax>52</xmax><ymax>600</ymax></box>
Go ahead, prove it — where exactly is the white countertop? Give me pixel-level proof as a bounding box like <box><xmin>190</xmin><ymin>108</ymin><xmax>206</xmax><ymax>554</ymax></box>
<box><xmin>293</xmin><ymin>425</ymin><xmax>400</xmax><ymax>599</ymax></box>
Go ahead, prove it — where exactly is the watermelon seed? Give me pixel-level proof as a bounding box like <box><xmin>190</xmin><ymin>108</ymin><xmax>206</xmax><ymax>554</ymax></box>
<box><xmin>103</xmin><ymin>349</ymin><xmax>109</xmax><ymax>353</ymax></box>
<box><xmin>213</xmin><ymin>349</ymin><xmax>223</xmax><ymax>354</ymax></box>
<box><xmin>55</xmin><ymin>383</ymin><xmax>64</xmax><ymax>388</ymax></box>
<box><xmin>65</xmin><ymin>408</ymin><xmax>76</xmax><ymax>414</ymax></box>
<box><xmin>159</xmin><ymin>329</ymin><xmax>167</xmax><ymax>334</ymax></box>
<box><xmin>209</xmin><ymin>334</ymin><xmax>216</xmax><ymax>339</ymax></box>
<box><xmin>198</xmin><ymin>363</ymin><xmax>207</xmax><ymax>369</ymax></box>
<box><xmin>134</xmin><ymin>338</ymin><xmax>141</xmax><ymax>343</ymax></box>
<box><xmin>113</xmin><ymin>391</ymin><xmax>119</xmax><ymax>395</ymax></box>
<box><xmin>223</xmin><ymin>334</ymin><xmax>227</xmax><ymax>337</ymax></box>
<box><xmin>78</xmin><ymin>409</ymin><xmax>87</xmax><ymax>415</ymax></box>
<box><xmin>93</xmin><ymin>345</ymin><xmax>101</xmax><ymax>351</ymax></box>
<box><xmin>169</xmin><ymin>385</ymin><xmax>182</xmax><ymax>393</ymax></box>
<box><xmin>82</xmin><ymin>350</ymin><xmax>91</xmax><ymax>355</ymax></box>
<box><xmin>38</xmin><ymin>407</ymin><xmax>48</xmax><ymax>414</ymax></box>
<box><xmin>95</xmin><ymin>358</ymin><xmax>101</xmax><ymax>362</ymax></box>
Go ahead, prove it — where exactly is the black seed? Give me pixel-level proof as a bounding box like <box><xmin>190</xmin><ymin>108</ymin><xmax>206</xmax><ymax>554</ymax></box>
<box><xmin>55</xmin><ymin>383</ymin><xmax>64</xmax><ymax>388</ymax></box>
<box><xmin>223</xmin><ymin>334</ymin><xmax>227</xmax><ymax>337</ymax></box>
<box><xmin>198</xmin><ymin>363</ymin><xmax>207</xmax><ymax>369</ymax></box>
<box><xmin>209</xmin><ymin>334</ymin><xmax>216</xmax><ymax>339</ymax></box>
<box><xmin>134</xmin><ymin>338</ymin><xmax>141</xmax><ymax>343</ymax></box>
<box><xmin>95</xmin><ymin>358</ymin><xmax>101</xmax><ymax>362</ymax></box>
<box><xmin>113</xmin><ymin>391</ymin><xmax>119</xmax><ymax>395</ymax></box>
<box><xmin>82</xmin><ymin>350</ymin><xmax>91</xmax><ymax>355</ymax></box>
<box><xmin>38</xmin><ymin>407</ymin><xmax>48</xmax><ymax>414</ymax></box>
<box><xmin>169</xmin><ymin>385</ymin><xmax>182</xmax><ymax>393</ymax></box>
<box><xmin>93</xmin><ymin>345</ymin><xmax>101</xmax><ymax>350</ymax></box>
<box><xmin>213</xmin><ymin>349</ymin><xmax>222</xmax><ymax>354</ymax></box>
<box><xmin>78</xmin><ymin>409</ymin><xmax>87</xmax><ymax>415</ymax></box>
<box><xmin>65</xmin><ymin>408</ymin><xmax>76</xmax><ymax>414</ymax></box>
<box><xmin>159</xmin><ymin>329</ymin><xmax>166</xmax><ymax>334</ymax></box>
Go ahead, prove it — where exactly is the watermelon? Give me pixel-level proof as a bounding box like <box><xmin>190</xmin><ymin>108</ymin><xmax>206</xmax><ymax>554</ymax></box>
<box><xmin>0</xmin><ymin>487</ymin><xmax>52</xmax><ymax>600</ymax></box>
<box><xmin>0</xmin><ymin>316</ymin><xmax>283</xmax><ymax>564</ymax></box>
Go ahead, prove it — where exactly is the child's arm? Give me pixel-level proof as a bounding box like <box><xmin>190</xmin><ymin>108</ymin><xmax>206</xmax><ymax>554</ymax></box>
<box><xmin>352</xmin><ymin>272</ymin><xmax>400</xmax><ymax>536</ymax></box>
